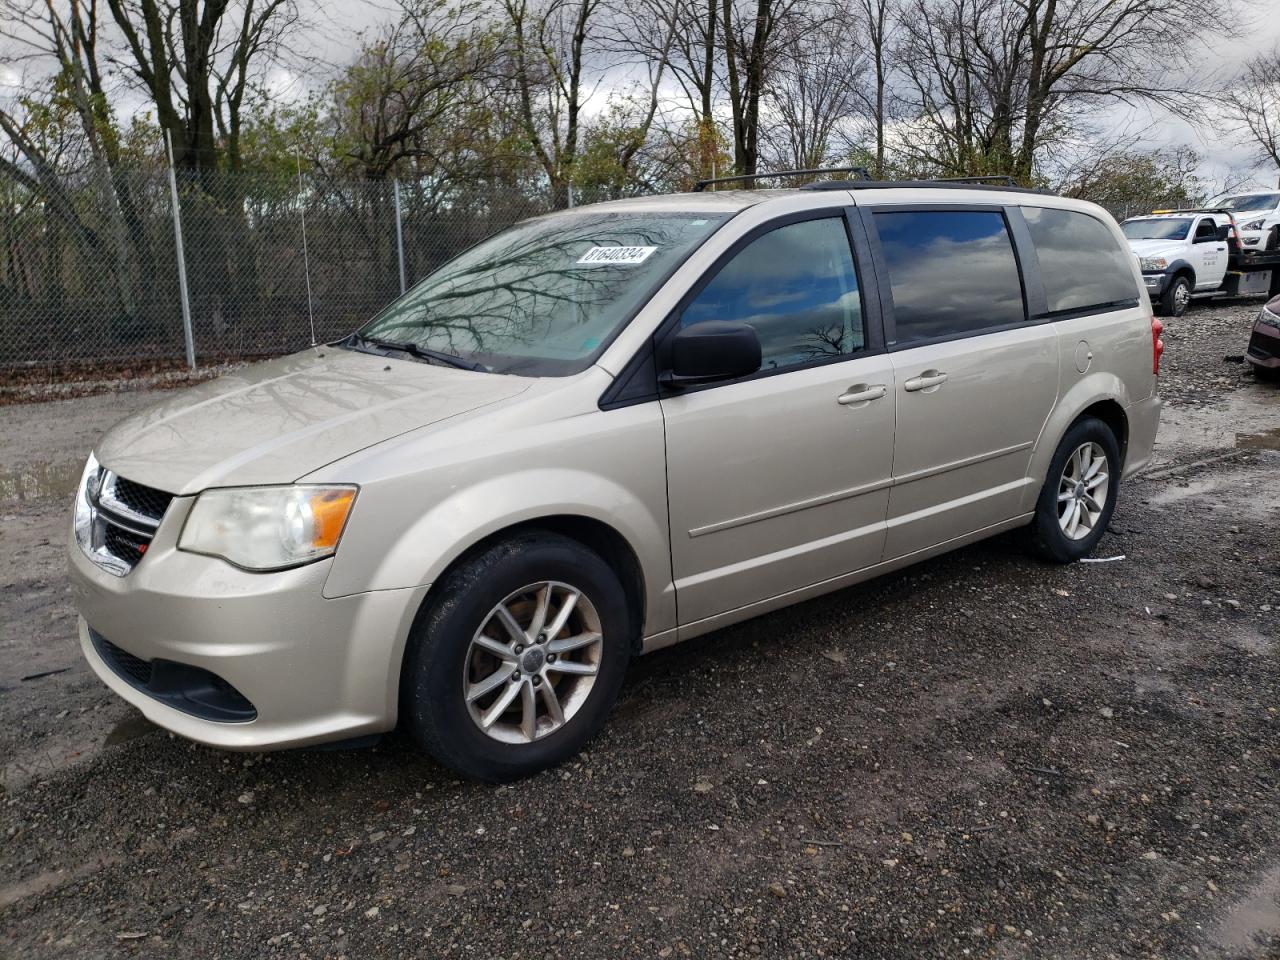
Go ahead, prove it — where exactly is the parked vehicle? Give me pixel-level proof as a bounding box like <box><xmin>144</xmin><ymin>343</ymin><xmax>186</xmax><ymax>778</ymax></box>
<box><xmin>1209</xmin><ymin>191</ymin><xmax>1280</xmax><ymax>251</ymax></box>
<box><xmin>1121</xmin><ymin>208</ymin><xmax>1280</xmax><ymax>317</ymax></box>
<box><xmin>1246</xmin><ymin>294</ymin><xmax>1280</xmax><ymax>380</ymax></box>
<box><xmin>70</xmin><ymin>173</ymin><xmax>1163</xmax><ymax>781</ymax></box>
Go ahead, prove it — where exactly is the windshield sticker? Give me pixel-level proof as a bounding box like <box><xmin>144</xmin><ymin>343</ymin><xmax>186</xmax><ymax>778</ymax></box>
<box><xmin>577</xmin><ymin>246</ymin><xmax>657</xmax><ymax>265</ymax></box>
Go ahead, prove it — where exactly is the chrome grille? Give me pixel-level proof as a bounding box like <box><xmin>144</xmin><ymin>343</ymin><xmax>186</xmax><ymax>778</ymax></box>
<box><xmin>81</xmin><ymin>468</ymin><xmax>174</xmax><ymax>576</ymax></box>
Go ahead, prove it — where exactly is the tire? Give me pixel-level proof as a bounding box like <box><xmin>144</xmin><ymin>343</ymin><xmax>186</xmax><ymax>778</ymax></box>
<box><xmin>1265</xmin><ymin>227</ymin><xmax>1279</xmax><ymax>252</ymax></box>
<box><xmin>1027</xmin><ymin>417</ymin><xmax>1121</xmax><ymax>564</ymax></box>
<box><xmin>1158</xmin><ymin>275</ymin><xmax>1191</xmax><ymax>317</ymax></box>
<box><xmin>401</xmin><ymin>531</ymin><xmax>632</xmax><ymax>782</ymax></box>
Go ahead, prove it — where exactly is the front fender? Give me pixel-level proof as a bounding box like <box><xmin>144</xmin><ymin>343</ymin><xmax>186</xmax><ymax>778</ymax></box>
<box><xmin>314</xmin><ymin>388</ymin><xmax>674</xmax><ymax>637</ymax></box>
<box><xmin>340</xmin><ymin>467</ymin><xmax>672</xmax><ymax>625</ymax></box>
<box><xmin>1021</xmin><ymin>373</ymin><xmax>1133</xmax><ymax>513</ymax></box>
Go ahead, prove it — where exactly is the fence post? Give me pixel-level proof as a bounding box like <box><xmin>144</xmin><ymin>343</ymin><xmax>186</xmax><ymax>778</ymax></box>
<box><xmin>164</xmin><ymin>130</ymin><xmax>196</xmax><ymax>370</ymax></box>
<box><xmin>393</xmin><ymin>178</ymin><xmax>407</xmax><ymax>295</ymax></box>
<box><xmin>567</xmin><ymin>180</ymin><xmax>575</xmax><ymax>209</ymax></box>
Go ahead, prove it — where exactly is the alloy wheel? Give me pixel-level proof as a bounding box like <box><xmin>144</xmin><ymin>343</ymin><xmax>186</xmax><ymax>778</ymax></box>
<box><xmin>1057</xmin><ymin>441</ymin><xmax>1110</xmax><ymax>540</ymax></box>
<box><xmin>463</xmin><ymin>581</ymin><xmax>603</xmax><ymax>744</ymax></box>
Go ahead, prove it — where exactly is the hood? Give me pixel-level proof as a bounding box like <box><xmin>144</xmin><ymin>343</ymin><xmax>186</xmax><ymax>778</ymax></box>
<box><xmin>1127</xmin><ymin>239</ymin><xmax>1185</xmax><ymax>261</ymax></box>
<box><xmin>1226</xmin><ymin>208</ymin><xmax>1271</xmax><ymax>226</ymax></box>
<box><xmin>95</xmin><ymin>348</ymin><xmax>532</xmax><ymax>495</ymax></box>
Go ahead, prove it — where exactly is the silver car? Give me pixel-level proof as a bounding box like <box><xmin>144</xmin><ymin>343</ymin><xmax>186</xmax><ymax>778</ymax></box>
<box><xmin>69</xmin><ymin>180</ymin><xmax>1163</xmax><ymax>780</ymax></box>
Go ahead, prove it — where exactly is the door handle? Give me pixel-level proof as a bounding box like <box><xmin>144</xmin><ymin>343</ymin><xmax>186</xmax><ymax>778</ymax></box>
<box><xmin>903</xmin><ymin>370</ymin><xmax>948</xmax><ymax>392</ymax></box>
<box><xmin>836</xmin><ymin>384</ymin><xmax>886</xmax><ymax>405</ymax></box>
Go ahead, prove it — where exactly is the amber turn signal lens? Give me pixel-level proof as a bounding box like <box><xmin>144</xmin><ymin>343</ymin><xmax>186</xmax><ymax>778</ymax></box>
<box><xmin>310</xmin><ymin>489</ymin><xmax>356</xmax><ymax>549</ymax></box>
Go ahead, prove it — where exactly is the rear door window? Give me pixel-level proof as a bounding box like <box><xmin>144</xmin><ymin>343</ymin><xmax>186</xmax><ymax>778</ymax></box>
<box><xmin>873</xmin><ymin>210</ymin><xmax>1025</xmax><ymax>345</ymax></box>
<box><xmin>1023</xmin><ymin>207</ymin><xmax>1140</xmax><ymax>314</ymax></box>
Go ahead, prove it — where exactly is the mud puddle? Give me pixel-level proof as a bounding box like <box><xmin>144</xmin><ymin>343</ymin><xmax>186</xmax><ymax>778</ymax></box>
<box><xmin>0</xmin><ymin>460</ymin><xmax>83</xmax><ymax>504</ymax></box>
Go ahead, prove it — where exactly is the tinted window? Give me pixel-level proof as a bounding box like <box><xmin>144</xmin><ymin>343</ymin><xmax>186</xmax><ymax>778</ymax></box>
<box><xmin>874</xmin><ymin>210</ymin><xmax>1024</xmax><ymax>343</ymax></box>
<box><xmin>1024</xmin><ymin>207</ymin><xmax>1140</xmax><ymax>313</ymax></box>
<box><xmin>682</xmin><ymin>217</ymin><xmax>865</xmax><ymax>371</ymax></box>
<box><xmin>1194</xmin><ymin>218</ymin><xmax>1217</xmax><ymax>240</ymax></box>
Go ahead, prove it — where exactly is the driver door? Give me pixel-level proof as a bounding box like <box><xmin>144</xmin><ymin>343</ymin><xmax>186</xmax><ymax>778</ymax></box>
<box><xmin>659</xmin><ymin>212</ymin><xmax>896</xmax><ymax>628</ymax></box>
<box><xmin>1193</xmin><ymin>216</ymin><xmax>1228</xmax><ymax>289</ymax></box>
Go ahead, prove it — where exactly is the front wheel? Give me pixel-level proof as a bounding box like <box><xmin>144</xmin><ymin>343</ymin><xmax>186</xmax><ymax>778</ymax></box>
<box><xmin>401</xmin><ymin>532</ymin><xmax>632</xmax><ymax>781</ymax></box>
<box><xmin>1157</xmin><ymin>275</ymin><xmax>1191</xmax><ymax>317</ymax></box>
<box><xmin>1028</xmin><ymin>417</ymin><xmax>1121</xmax><ymax>563</ymax></box>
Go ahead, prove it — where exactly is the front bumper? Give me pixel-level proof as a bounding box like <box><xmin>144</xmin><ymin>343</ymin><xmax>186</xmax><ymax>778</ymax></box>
<box><xmin>1247</xmin><ymin>314</ymin><xmax>1280</xmax><ymax>371</ymax></box>
<box><xmin>1142</xmin><ymin>273</ymin><xmax>1169</xmax><ymax>295</ymax></box>
<box><xmin>69</xmin><ymin>501</ymin><xmax>428</xmax><ymax>750</ymax></box>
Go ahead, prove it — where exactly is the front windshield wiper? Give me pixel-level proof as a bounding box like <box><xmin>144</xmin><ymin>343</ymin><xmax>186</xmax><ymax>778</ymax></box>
<box><xmin>349</xmin><ymin>333</ymin><xmax>487</xmax><ymax>372</ymax></box>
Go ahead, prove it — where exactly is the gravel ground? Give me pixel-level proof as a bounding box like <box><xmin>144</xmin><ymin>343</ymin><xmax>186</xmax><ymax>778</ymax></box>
<box><xmin>2</xmin><ymin>300</ymin><xmax>1278</xmax><ymax>959</ymax></box>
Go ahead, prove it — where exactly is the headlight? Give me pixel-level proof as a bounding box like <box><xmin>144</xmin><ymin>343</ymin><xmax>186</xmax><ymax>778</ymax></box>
<box><xmin>1140</xmin><ymin>257</ymin><xmax>1168</xmax><ymax>272</ymax></box>
<box><xmin>1242</xmin><ymin>219</ymin><xmax>1265</xmax><ymax>231</ymax></box>
<box><xmin>179</xmin><ymin>485</ymin><xmax>357</xmax><ymax>571</ymax></box>
<box><xmin>74</xmin><ymin>452</ymin><xmax>102</xmax><ymax>554</ymax></box>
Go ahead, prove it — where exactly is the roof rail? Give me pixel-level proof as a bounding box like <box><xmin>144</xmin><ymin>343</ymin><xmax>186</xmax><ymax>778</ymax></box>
<box><xmin>692</xmin><ymin>166</ymin><xmax>872</xmax><ymax>192</ymax></box>
<box><xmin>933</xmin><ymin>175</ymin><xmax>1021</xmax><ymax>187</ymax></box>
<box><xmin>800</xmin><ymin>179</ymin><xmax>1050</xmax><ymax>196</ymax></box>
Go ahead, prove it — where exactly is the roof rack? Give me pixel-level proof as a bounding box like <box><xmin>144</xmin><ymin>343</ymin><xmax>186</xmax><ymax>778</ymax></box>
<box><xmin>935</xmin><ymin>175</ymin><xmax>1022</xmax><ymax>186</ymax></box>
<box><xmin>692</xmin><ymin>166</ymin><xmax>872</xmax><ymax>192</ymax></box>
<box><xmin>800</xmin><ymin>178</ymin><xmax>1049</xmax><ymax>196</ymax></box>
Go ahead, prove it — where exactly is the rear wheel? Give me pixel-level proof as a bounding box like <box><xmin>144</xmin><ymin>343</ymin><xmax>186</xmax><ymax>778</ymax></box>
<box><xmin>1028</xmin><ymin>417</ymin><xmax>1121</xmax><ymax>563</ymax></box>
<box><xmin>401</xmin><ymin>532</ymin><xmax>632</xmax><ymax>781</ymax></box>
<box><xmin>1158</xmin><ymin>275</ymin><xmax>1191</xmax><ymax>317</ymax></box>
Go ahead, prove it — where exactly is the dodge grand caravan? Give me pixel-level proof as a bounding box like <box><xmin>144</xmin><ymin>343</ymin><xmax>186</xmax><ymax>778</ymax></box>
<box><xmin>69</xmin><ymin>178</ymin><xmax>1163</xmax><ymax>781</ymax></box>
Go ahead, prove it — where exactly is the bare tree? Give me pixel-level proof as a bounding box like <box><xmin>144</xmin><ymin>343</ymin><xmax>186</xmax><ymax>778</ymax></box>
<box><xmin>760</xmin><ymin>18</ymin><xmax>866</xmax><ymax>171</ymax></box>
<box><xmin>720</xmin><ymin>0</ymin><xmax>814</xmax><ymax>176</ymax></box>
<box><xmin>329</xmin><ymin>2</ymin><xmax>501</xmax><ymax>182</ymax></box>
<box><xmin>102</xmin><ymin>0</ymin><xmax>302</xmax><ymax>174</ymax></box>
<box><xmin>1222</xmin><ymin>48</ymin><xmax>1280</xmax><ymax>186</ymax></box>
<box><xmin>0</xmin><ymin>0</ymin><xmax>149</xmax><ymax>324</ymax></box>
<box><xmin>895</xmin><ymin>0</ymin><xmax>1217</xmax><ymax>180</ymax></box>
<box><xmin>850</xmin><ymin>0</ymin><xmax>892</xmax><ymax>177</ymax></box>
<box><xmin>501</xmin><ymin>0</ymin><xmax>602</xmax><ymax>205</ymax></box>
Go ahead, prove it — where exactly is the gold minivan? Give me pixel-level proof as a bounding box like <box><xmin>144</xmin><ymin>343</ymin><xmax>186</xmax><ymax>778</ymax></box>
<box><xmin>69</xmin><ymin>178</ymin><xmax>1163</xmax><ymax>780</ymax></box>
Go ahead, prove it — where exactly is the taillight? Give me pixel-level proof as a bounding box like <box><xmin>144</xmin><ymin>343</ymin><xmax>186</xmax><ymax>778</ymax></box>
<box><xmin>1151</xmin><ymin>317</ymin><xmax>1164</xmax><ymax>375</ymax></box>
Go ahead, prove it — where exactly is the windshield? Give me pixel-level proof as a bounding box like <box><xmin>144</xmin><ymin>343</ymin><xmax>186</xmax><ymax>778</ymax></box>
<box><xmin>1122</xmin><ymin>218</ymin><xmax>1191</xmax><ymax>241</ymax></box>
<box><xmin>1212</xmin><ymin>193</ymin><xmax>1280</xmax><ymax>212</ymax></box>
<box><xmin>353</xmin><ymin>210</ymin><xmax>731</xmax><ymax>376</ymax></box>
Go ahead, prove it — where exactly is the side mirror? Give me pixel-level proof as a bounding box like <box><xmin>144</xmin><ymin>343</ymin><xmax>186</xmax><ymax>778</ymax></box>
<box><xmin>1217</xmin><ymin>225</ymin><xmax>1232</xmax><ymax>242</ymax></box>
<box><xmin>664</xmin><ymin>320</ymin><xmax>762</xmax><ymax>387</ymax></box>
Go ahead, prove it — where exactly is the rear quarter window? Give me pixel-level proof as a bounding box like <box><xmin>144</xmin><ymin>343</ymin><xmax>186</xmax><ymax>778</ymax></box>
<box><xmin>1023</xmin><ymin>207</ymin><xmax>1139</xmax><ymax>314</ymax></box>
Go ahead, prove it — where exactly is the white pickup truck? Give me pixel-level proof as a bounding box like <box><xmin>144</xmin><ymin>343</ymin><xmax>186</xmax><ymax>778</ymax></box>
<box><xmin>1121</xmin><ymin>206</ymin><xmax>1280</xmax><ymax>316</ymax></box>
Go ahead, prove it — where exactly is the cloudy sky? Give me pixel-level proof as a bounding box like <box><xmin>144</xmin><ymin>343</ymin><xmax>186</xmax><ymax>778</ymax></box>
<box><xmin>5</xmin><ymin>0</ymin><xmax>1280</xmax><ymax>190</ymax></box>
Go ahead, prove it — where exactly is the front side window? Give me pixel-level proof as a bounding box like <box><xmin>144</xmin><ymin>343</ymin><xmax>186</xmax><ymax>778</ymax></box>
<box><xmin>357</xmin><ymin>211</ymin><xmax>731</xmax><ymax>376</ymax></box>
<box><xmin>680</xmin><ymin>217</ymin><xmax>865</xmax><ymax>371</ymax></box>
<box><xmin>874</xmin><ymin>210</ymin><xmax>1025</xmax><ymax>344</ymax></box>
<box><xmin>1023</xmin><ymin>207</ymin><xmax>1139</xmax><ymax>313</ymax></box>
<box><xmin>1195</xmin><ymin>218</ymin><xmax>1218</xmax><ymax>240</ymax></box>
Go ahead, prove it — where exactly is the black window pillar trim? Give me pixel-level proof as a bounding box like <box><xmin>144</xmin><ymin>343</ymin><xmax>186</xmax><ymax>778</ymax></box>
<box><xmin>853</xmin><ymin>206</ymin><xmax>895</xmax><ymax>346</ymax></box>
<box><xmin>1003</xmin><ymin>205</ymin><xmax>1050</xmax><ymax>319</ymax></box>
<box><xmin>845</xmin><ymin>206</ymin><xmax>888</xmax><ymax>354</ymax></box>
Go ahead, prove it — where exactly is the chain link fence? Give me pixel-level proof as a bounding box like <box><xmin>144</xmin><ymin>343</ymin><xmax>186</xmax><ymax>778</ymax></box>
<box><xmin>0</xmin><ymin>165</ymin><xmax>615</xmax><ymax>380</ymax></box>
